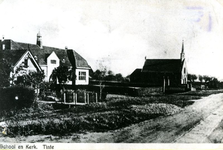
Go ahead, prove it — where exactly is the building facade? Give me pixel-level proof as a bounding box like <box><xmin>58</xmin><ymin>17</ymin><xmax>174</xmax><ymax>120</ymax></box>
<box><xmin>130</xmin><ymin>41</ymin><xmax>188</xmax><ymax>86</ymax></box>
<box><xmin>0</xmin><ymin>33</ymin><xmax>91</xmax><ymax>85</ymax></box>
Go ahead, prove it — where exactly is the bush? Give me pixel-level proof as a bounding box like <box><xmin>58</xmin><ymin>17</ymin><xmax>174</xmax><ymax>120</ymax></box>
<box><xmin>0</xmin><ymin>86</ymin><xmax>35</xmax><ymax>111</ymax></box>
<box><xmin>137</xmin><ymin>87</ymin><xmax>163</xmax><ymax>97</ymax></box>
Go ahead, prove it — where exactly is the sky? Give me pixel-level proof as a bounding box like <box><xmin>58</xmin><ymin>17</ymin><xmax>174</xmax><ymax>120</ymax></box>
<box><xmin>0</xmin><ymin>0</ymin><xmax>223</xmax><ymax>80</ymax></box>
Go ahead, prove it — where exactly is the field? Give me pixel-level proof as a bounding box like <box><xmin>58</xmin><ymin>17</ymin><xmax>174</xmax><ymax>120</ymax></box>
<box><xmin>0</xmin><ymin>89</ymin><xmax>222</xmax><ymax>141</ymax></box>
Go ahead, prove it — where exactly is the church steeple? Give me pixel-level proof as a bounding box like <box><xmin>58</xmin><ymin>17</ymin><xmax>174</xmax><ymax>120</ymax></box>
<box><xmin>180</xmin><ymin>40</ymin><xmax>185</xmax><ymax>61</ymax></box>
<box><xmin>36</xmin><ymin>31</ymin><xmax>43</xmax><ymax>49</ymax></box>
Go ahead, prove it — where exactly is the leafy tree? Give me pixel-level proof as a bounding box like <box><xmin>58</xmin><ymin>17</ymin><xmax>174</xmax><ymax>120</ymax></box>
<box><xmin>0</xmin><ymin>57</ymin><xmax>12</xmax><ymax>87</ymax></box>
<box><xmin>105</xmin><ymin>70</ymin><xmax>115</xmax><ymax>81</ymax></box>
<box><xmin>50</xmin><ymin>66</ymin><xmax>71</xmax><ymax>84</ymax></box>
<box><xmin>188</xmin><ymin>74</ymin><xmax>197</xmax><ymax>82</ymax></box>
<box><xmin>203</xmin><ymin>75</ymin><xmax>211</xmax><ymax>83</ymax></box>
<box><xmin>92</xmin><ymin>69</ymin><xmax>106</xmax><ymax>80</ymax></box>
<box><xmin>208</xmin><ymin>77</ymin><xmax>220</xmax><ymax>89</ymax></box>
<box><xmin>49</xmin><ymin>66</ymin><xmax>73</xmax><ymax>99</ymax></box>
<box><xmin>198</xmin><ymin>75</ymin><xmax>203</xmax><ymax>82</ymax></box>
<box><xmin>115</xmin><ymin>73</ymin><xmax>124</xmax><ymax>82</ymax></box>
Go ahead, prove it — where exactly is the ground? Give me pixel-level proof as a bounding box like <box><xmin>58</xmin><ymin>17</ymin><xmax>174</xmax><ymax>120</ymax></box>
<box><xmin>73</xmin><ymin>93</ymin><xmax>223</xmax><ymax>143</ymax></box>
<box><xmin>0</xmin><ymin>91</ymin><xmax>223</xmax><ymax>143</ymax></box>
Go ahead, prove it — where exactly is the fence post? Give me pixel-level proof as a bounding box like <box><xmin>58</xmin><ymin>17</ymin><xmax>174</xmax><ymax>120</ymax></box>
<box><xmin>84</xmin><ymin>92</ymin><xmax>87</xmax><ymax>104</ymax></box>
<box><xmin>163</xmin><ymin>76</ymin><xmax>166</xmax><ymax>93</ymax></box>
<box><xmin>75</xmin><ymin>93</ymin><xmax>77</xmax><ymax>105</ymax></box>
<box><xmin>95</xmin><ymin>92</ymin><xmax>98</xmax><ymax>103</ymax></box>
<box><xmin>87</xmin><ymin>93</ymin><xmax>89</xmax><ymax>104</ymax></box>
<box><xmin>73</xmin><ymin>92</ymin><xmax>75</xmax><ymax>104</ymax></box>
<box><xmin>64</xmin><ymin>92</ymin><xmax>66</xmax><ymax>103</ymax></box>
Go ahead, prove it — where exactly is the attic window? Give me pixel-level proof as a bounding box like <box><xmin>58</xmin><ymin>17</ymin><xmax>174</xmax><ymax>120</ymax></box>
<box><xmin>51</xmin><ymin>60</ymin><xmax>56</xmax><ymax>64</ymax></box>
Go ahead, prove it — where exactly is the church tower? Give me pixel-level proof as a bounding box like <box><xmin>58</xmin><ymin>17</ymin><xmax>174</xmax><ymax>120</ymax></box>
<box><xmin>36</xmin><ymin>31</ymin><xmax>43</xmax><ymax>49</ymax></box>
<box><xmin>180</xmin><ymin>40</ymin><xmax>185</xmax><ymax>61</ymax></box>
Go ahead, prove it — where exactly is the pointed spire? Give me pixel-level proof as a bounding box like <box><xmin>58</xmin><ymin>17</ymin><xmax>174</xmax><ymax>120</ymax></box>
<box><xmin>180</xmin><ymin>40</ymin><xmax>185</xmax><ymax>61</ymax></box>
<box><xmin>182</xmin><ymin>40</ymin><xmax>184</xmax><ymax>53</ymax></box>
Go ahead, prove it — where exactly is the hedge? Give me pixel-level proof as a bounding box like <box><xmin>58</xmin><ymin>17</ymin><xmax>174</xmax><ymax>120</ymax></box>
<box><xmin>0</xmin><ymin>86</ymin><xmax>35</xmax><ymax>111</ymax></box>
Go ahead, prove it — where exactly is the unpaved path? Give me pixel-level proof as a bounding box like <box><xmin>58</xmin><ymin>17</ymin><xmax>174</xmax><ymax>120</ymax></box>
<box><xmin>76</xmin><ymin>93</ymin><xmax>223</xmax><ymax>143</ymax></box>
<box><xmin>1</xmin><ymin>93</ymin><xmax>223</xmax><ymax>143</ymax></box>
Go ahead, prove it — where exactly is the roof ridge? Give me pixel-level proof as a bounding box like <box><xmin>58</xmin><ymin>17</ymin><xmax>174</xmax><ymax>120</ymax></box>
<box><xmin>15</xmin><ymin>41</ymin><xmax>66</xmax><ymax>51</ymax></box>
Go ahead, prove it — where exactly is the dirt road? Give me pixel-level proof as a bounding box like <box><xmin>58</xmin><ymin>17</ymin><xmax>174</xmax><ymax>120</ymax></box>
<box><xmin>77</xmin><ymin>93</ymin><xmax>223</xmax><ymax>143</ymax></box>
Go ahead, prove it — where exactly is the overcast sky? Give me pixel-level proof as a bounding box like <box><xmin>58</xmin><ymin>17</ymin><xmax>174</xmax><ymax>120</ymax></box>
<box><xmin>0</xmin><ymin>0</ymin><xmax>223</xmax><ymax>80</ymax></box>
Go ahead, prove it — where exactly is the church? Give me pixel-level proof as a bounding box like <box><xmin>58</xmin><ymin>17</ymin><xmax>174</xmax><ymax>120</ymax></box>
<box><xmin>130</xmin><ymin>41</ymin><xmax>188</xmax><ymax>87</ymax></box>
<box><xmin>0</xmin><ymin>32</ymin><xmax>91</xmax><ymax>85</ymax></box>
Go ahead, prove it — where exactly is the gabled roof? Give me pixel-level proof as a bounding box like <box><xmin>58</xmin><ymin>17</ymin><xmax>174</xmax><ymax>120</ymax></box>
<box><xmin>3</xmin><ymin>39</ymin><xmax>91</xmax><ymax>69</ymax></box>
<box><xmin>0</xmin><ymin>50</ymin><xmax>42</xmax><ymax>72</ymax></box>
<box><xmin>67</xmin><ymin>49</ymin><xmax>91</xmax><ymax>69</ymax></box>
<box><xmin>142</xmin><ymin>59</ymin><xmax>182</xmax><ymax>73</ymax></box>
<box><xmin>0</xmin><ymin>50</ymin><xmax>27</xmax><ymax>66</ymax></box>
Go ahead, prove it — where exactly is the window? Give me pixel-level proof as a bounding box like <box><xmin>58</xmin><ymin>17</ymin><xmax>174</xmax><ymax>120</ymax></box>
<box><xmin>79</xmin><ymin>71</ymin><xmax>86</xmax><ymax>80</ymax></box>
<box><xmin>51</xmin><ymin>60</ymin><xmax>56</xmax><ymax>64</ymax></box>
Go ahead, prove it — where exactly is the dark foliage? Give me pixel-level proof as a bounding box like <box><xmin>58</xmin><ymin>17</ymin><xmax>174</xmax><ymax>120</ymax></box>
<box><xmin>0</xmin><ymin>56</ymin><xmax>12</xmax><ymax>87</ymax></box>
<box><xmin>0</xmin><ymin>86</ymin><xmax>35</xmax><ymax>111</ymax></box>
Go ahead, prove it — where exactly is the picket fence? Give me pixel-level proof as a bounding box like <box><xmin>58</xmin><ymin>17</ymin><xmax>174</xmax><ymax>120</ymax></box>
<box><xmin>62</xmin><ymin>90</ymin><xmax>98</xmax><ymax>105</ymax></box>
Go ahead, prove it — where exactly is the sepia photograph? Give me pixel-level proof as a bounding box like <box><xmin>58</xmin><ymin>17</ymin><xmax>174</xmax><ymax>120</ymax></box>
<box><xmin>0</xmin><ymin>0</ymin><xmax>223</xmax><ymax>148</ymax></box>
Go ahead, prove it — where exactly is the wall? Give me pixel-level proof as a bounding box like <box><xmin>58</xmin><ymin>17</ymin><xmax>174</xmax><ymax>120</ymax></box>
<box><xmin>47</xmin><ymin>52</ymin><xmax>60</xmax><ymax>81</ymax></box>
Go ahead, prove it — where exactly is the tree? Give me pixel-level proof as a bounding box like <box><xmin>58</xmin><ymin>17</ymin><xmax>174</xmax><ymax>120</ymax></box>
<box><xmin>105</xmin><ymin>70</ymin><xmax>115</xmax><ymax>81</ymax></box>
<box><xmin>203</xmin><ymin>75</ymin><xmax>211</xmax><ymax>83</ymax></box>
<box><xmin>92</xmin><ymin>69</ymin><xmax>107</xmax><ymax>81</ymax></box>
<box><xmin>0</xmin><ymin>57</ymin><xmax>12</xmax><ymax>87</ymax></box>
<box><xmin>115</xmin><ymin>73</ymin><xmax>124</xmax><ymax>82</ymax></box>
<box><xmin>208</xmin><ymin>77</ymin><xmax>220</xmax><ymax>89</ymax></box>
<box><xmin>50</xmin><ymin>66</ymin><xmax>71</xmax><ymax>85</ymax></box>
<box><xmin>49</xmin><ymin>66</ymin><xmax>73</xmax><ymax>99</ymax></box>
<box><xmin>198</xmin><ymin>75</ymin><xmax>203</xmax><ymax>82</ymax></box>
<box><xmin>188</xmin><ymin>74</ymin><xmax>197</xmax><ymax>82</ymax></box>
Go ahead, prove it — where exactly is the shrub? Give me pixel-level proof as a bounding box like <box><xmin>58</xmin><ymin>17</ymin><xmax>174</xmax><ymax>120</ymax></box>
<box><xmin>137</xmin><ymin>87</ymin><xmax>163</xmax><ymax>97</ymax></box>
<box><xmin>0</xmin><ymin>86</ymin><xmax>35</xmax><ymax>111</ymax></box>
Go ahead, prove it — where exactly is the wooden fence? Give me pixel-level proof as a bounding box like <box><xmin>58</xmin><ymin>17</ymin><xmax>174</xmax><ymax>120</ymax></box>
<box><xmin>63</xmin><ymin>90</ymin><xmax>98</xmax><ymax>105</ymax></box>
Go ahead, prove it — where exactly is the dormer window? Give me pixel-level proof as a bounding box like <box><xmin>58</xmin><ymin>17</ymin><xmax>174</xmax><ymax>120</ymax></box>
<box><xmin>51</xmin><ymin>60</ymin><xmax>56</xmax><ymax>64</ymax></box>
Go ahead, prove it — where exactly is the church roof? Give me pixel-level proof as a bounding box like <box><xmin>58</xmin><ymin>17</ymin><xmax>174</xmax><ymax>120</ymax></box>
<box><xmin>131</xmin><ymin>68</ymin><xmax>142</xmax><ymax>76</ymax></box>
<box><xmin>3</xmin><ymin>39</ymin><xmax>91</xmax><ymax>69</ymax></box>
<box><xmin>142</xmin><ymin>59</ymin><xmax>182</xmax><ymax>73</ymax></box>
